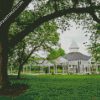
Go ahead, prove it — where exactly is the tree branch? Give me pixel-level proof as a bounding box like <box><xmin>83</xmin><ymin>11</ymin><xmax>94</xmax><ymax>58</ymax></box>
<box><xmin>20</xmin><ymin>39</ymin><xmax>45</xmax><ymax>67</ymax></box>
<box><xmin>0</xmin><ymin>0</ymin><xmax>32</xmax><ymax>27</ymax></box>
<box><xmin>9</xmin><ymin>5</ymin><xmax>100</xmax><ymax>48</ymax></box>
<box><xmin>90</xmin><ymin>12</ymin><xmax>100</xmax><ymax>23</ymax></box>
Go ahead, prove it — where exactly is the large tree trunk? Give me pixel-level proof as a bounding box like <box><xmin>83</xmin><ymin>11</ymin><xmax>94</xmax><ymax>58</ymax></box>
<box><xmin>0</xmin><ymin>0</ymin><xmax>14</xmax><ymax>88</ymax></box>
<box><xmin>0</xmin><ymin>25</ymin><xmax>9</xmax><ymax>88</ymax></box>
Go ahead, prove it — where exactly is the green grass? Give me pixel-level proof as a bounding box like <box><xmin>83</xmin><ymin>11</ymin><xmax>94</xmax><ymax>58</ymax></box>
<box><xmin>1</xmin><ymin>75</ymin><xmax>100</xmax><ymax>100</ymax></box>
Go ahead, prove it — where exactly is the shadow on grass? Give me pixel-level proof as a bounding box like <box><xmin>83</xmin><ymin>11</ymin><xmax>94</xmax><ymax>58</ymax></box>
<box><xmin>0</xmin><ymin>83</ymin><xmax>29</xmax><ymax>97</ymax></box>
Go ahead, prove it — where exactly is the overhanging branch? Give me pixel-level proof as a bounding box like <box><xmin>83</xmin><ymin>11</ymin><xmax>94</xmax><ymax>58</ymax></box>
<box><xmin>9</xmin><ymin>5</ymin><xmax>100</xmax><ymax>48</ymax></box>
<box><xmin>90</xmin><ymin>12</ymin><xmax>100</xmax><ymax>23</ymax></box>
<box><xmin>0</xmin><ymin>0</ymin><xmax>32</xmax><ymax>27</ymax></box>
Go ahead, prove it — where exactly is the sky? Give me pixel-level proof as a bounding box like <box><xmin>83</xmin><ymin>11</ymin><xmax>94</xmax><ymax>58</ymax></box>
<box><xmin>58</xmin><ymin>22</ymin><xmax>91</xmax><ymax>55</ymax></box>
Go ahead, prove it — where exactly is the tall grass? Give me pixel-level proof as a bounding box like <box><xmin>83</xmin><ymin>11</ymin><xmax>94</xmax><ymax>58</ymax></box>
<box><xmin>1</xmin><ymin>75</ymin><xmax>100</xmax><ymax>100</ymax></box>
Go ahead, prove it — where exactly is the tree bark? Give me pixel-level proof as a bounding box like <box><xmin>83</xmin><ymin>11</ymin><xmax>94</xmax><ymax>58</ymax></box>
<box><xmin>17</xmin><ymin>64</ymin><xmax>23</xmax><ymax>79</ymax></box>
<box><xmin>0</xmin><ymin>0</ymin><xmax>14</xmax><ymax>88</ymax></box>
<box><xmin>17</xmin><ymin>45</ymin><xmax>40</xmax><ymax>79</ymax></box>
<box><xmin>0</xmin><ymin>25</ymin><xmax>9</xmax><ymax>88</ymax></box>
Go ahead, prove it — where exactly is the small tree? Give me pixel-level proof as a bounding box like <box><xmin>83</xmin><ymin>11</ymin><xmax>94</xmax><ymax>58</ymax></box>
<box><xmin>88</xmin><ymin>24</ymin><xmax>100</xmax><ymax>73</ymax></box>
<box><xmin>8</xmin><ymin>11</ymin><xmax>59</xmax><ymax>79</ymax></box>
<box><xmin>47</xmin><ymin>48</ymin><xmax>65</xmax><ymax>60</ymax></box>
<box><xmin>47</xmin><ymin>48</ymin><xmax>65</xmax><ymax>74</ymax></box>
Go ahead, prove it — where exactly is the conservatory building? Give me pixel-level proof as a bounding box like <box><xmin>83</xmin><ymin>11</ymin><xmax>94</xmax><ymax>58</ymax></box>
<box><xmin>64</xmin><ymin>41</ymin><xmax>91</xmax><ymax>74</ymax></box>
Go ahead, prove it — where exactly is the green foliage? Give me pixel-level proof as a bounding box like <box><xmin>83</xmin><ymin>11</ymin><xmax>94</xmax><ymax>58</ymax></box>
<box><xmin>9</xmin><ymin>11</ymin><xmax>35</xmax><ymax>38</ymax></box>
<box><xmin>8</xmin><ymin>11</ymin><xmax>59</xmax><ymax>71</ymax></box>
<box><xmin>47</xmin><ymin>48</ymin><xmax>65</xmax><ymax>60</ymax></box>
<box><xmin>9</xmin><ymin>0</ymin><xmax>100</xmax><ymax>33</ymax></box>
<box><xmin>88</xmin><ymin>24</ymin><xmax>100</xmax><ymax>62</ymax></box>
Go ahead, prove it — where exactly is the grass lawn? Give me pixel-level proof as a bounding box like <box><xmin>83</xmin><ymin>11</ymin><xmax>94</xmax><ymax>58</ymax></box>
<box><xmin>0</xmin><ymin>75</ymin><xmax>100</xmax><ymax>100</ymax></box>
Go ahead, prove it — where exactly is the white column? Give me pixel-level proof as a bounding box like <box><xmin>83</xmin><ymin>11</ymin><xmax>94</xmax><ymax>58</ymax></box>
<box><xmin>68</xmin><ymin>64</ymin><xmax>69</xmax><ymax>73</ymax></box>
<box><xmin>62</xmin><ymin>65</ymin><xmax>64</xmax><ymax>74</ymax></box>
<box><xmin>96</xmin><ymin>63</ymin><xmax>99</xmax><ymax>74</ymax></box>
<box><xmin>55</xmin><ymin>64</ymin><xmax>57</xmax><ymax>74</ymax></box>
<box><xmin>89</xmin><ymin>64</ymin><xmax>91</xmax><ymax>74</ymax></box>
<box><xmin>83</xmin><ymin>65</ymin><xmax>84</xmax><ymax>73</ymax></box>
<box><xmin>67</xmin><ymin>65</ymin><xmax>68</xmax><ymax>73</ymax></box>
<box><xmin>54</xmin><ymin>66</ymin><xmax>55</xmax><ymax>74</ymax></box>
<box><xmin>90</xmin><ymin>64</ymin><xmax>92</xmax><ymax>73</ymax></box>
<box><xmin>73</xmin><ymin>65</ymin><xmax>74</xmax><ymax>73</ymax></box>
<box><xmin>48</xmin><ymin>66</ymin><xmax>50</xmax><ymax>74</ymax></box>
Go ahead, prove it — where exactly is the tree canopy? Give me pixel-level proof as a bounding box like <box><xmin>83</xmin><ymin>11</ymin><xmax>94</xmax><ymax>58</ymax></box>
<box><xmin>88</xmin><ymin>24</ymin><xmax>100</xmax><ymax>62</ymax></box>
<box><xmin>8</xmin><ymin>10</ymin><xmax>60</xmax><ymax>78</ymax></box>
<box><xmin>47</xmin><ymin>48</ymin><xmax>65</xmax><ymax>60</ymax></box>
<box><xmin>0</xmin><ymin>0</ymin><xmax>99</xmax><ymax>48</ymax></box>
<box><xmin>0</xmin><ymin>0</ymin><xmax>100</xmax><ymax>88</ymax></box>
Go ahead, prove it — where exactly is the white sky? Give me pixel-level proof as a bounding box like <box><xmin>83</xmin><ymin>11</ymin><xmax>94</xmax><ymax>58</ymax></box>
<box><xmin>37</xmin><ymin>23</ymin><xmax>91</xmax><ymax>58</ymax></box>
<box><xmin>58</xmin><ymin>22</ymin><xmax>91</xmax><ymax>55</ymax></box>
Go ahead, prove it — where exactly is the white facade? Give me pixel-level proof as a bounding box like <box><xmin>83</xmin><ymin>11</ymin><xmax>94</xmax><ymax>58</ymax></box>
<box><xmin>34</xmin><ymin>41</ymin><xmax>99</xmax><ymax>74</ymax></box>
<box><xmin>67</xmin><ymin>60</ymin><xmax>91</xmax><ymax>74</ymax></box>
<box><xmin>66</xmin><ymin>41</ymin><xmax>91</xmax><ymax>74</ymax></box>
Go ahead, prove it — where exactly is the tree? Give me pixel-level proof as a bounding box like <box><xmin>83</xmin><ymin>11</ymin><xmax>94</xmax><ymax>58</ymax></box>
<box><xmin>0</xmin><ymin>0</ymin><xmax>100</xmax><ymax>88</ymax></box>
<box><xmin>88</xmin><ymin>24</ymin><xmax>100</xmax><ymax>73</ymax></box>
<box><xmin>89</xmin><ymin>24</ymin><xmax>100</xmax><ymax>62</ymax></box>
<box><xmin>47</xmin><ymin>48</ymin><xmax>65</xmax><ymax>60</ymax></box>
<box><xmin>47</xmin><ymin>48</ymin><xmax>65</xmax><ymax>74</ymax></box>
<box><xmin>8</xmin><ymin>11</ymin><xmax>59</xmax><ymax>79</ymax></box>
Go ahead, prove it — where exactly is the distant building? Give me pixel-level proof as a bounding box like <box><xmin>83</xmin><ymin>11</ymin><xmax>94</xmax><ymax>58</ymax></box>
<box><xmin>64</xmin><ymin>41</ymin><xmax>91</xmax><ymax>74</ymax></box>
<box><xmin>38</xmin><ymin>41</ymin><xmax>93</xmax><ymax>74</ymax></box>
<box><xmin>30</xmin><ymin>41</ymin><xmax>99</xmax><ymax>74</ymax></box>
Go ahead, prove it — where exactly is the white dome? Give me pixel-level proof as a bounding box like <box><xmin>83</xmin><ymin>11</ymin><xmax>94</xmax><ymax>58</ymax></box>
<box><xmin>69</xmin><ymin>41</ymin><xmax>79</xmax><ymax>52</ymax></box>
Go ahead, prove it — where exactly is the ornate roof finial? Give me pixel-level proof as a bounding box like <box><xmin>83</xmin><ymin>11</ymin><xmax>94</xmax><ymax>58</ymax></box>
<box><xmin>69</xmin><ymin>40</ymin><xmax>79</xmax><ymax>52</ymax></box>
